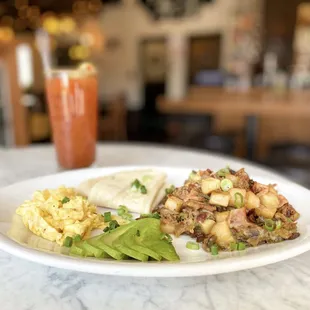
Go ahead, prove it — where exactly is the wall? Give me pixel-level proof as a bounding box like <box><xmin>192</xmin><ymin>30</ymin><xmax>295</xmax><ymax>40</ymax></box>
<box><xmin>98</xmin><ymin>0</ymin><xmax>241</xmax><ymax>109</ymax></box>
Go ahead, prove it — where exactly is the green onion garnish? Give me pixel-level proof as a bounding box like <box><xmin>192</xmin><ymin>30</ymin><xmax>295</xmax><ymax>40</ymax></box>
<box><xmin>141</xmin><ymin>212</ymin><xmax>161</xmax><ymax>219</ymax></box>
<box><xmin>234</xmin><ymin>193</ymin><xmax>244</xmax><ymax>208</ymax></box>
<box><xmin>103</xmin><ymin>220</ymin><xmax>120</xmax><ymax>233</ymax></box>
<box><xmin>264</xmin><ymin>219</ymin><xmax>275</xmax><ymax>231</ymax></box>
<box><xmin>140</xmin><ymin>185</ymin><xmax>147</xmax><ymax>194</ymax></box>
<box><xmin>131</xmin><ymin>179</ymin><xmax>147</xmax><ymax>194</ymax></box>
<box><xmin>160</xmin><ymin>233</ymin><xmax>173</xmax><ymax>244</ymax></box>
<box><xmin>216</xmin><ymin>166</ymin><xmax>230</xmax><ymax>177</ymax></box>
<box><xmin>117</xmin><ymin>205</ymin><xmax>133</xmax><ymax>221</ymax></box>
<box><xmin>109</xmin><ymin>220</ymin><xmax>120</xmax><ymax>230</ymax></box>
<box><xmin>103</xmin><ymin>212</ymin><xmax>112</xmax><ymax>223</ymax></box>
<box><xmin>61</xmin><ymin>197</ymin><xmax>70</xmax><ymax>204</ymax></box>
<box><xmin>117</xmin><ymin>205</ymin><xmax>128</xmax><ymax>216</ymax></box>
<box><xmin>211</xmin><ymin>244</ymin><xmax>219</xmax><ymax>255</ymax></box>
<box><xmin>237</xmin><ymin>242</ymin><xmax>246</xmax><ymax>251</ymax></box>
<box><xmin>230</xmin><ymin>242</ymin><xmax>238</xmax><ymax>251</ymax></box>
<box><xmin>73</xmin><ymin>234</ymin><xmax>82</xmax><ymax>242</ymax></box>
<box><xmin>165</xmin><ymin>185</ymin><xmax>176</xmax><ymax>195</ymax></box>
<box><xmin>131</xmin><ymin>179</ymin><xmax>141</xmax><ymax>191</ymax></box>
<box><xmin>220</xmin><ymin>178</ymin><xmax>233</xmax><ymax>192</ymax></box>
<box><xmin>63</xmin><ymin>236</ymin><xmax>73</xmax><ymax>247</ymax></box>
<box><xmin>186</xmin><ymin>241</ymin><xmax>200</xmax><ymax>250</ymax></box>
<box><xmin>276</xmin><ymin>220</ymin><xmax>282</xmax><ymax>230</ymax></box>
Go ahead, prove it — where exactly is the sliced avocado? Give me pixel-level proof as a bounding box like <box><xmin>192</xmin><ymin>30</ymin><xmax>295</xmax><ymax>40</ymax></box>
<box><xmin>137</xmin><ymin>218</ymin><xmax>180</xmax><ymax>261</ymax></box>
<box><xmin>94</xmin><ymin>222</ymin><xmax>135</xmax><ymax>260</ymax></box>
<box><xmin>69</xmin><ymin>244</ymin><xmax>85</xmax><ymax>257</ymax></box>
<box><xmin>77</xmin><ymin>241</ymin><xmax>108</xmax><ymax>258</ymax></box>
<box><xmin>113</xmin><ymin>226</ymin><xmax>149</xmax><ymax>262</ymax></box>
<box><xmin>142</xmin><ymin>239</ymin><xmax>179</xmax><ymax>261</ymax></box>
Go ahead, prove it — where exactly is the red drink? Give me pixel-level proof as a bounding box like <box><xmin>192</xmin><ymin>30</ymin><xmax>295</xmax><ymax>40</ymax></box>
<box><xmin>45</xmin><ymin>65</ymin><xmax>98</xmax><ymax>169</ymax></box>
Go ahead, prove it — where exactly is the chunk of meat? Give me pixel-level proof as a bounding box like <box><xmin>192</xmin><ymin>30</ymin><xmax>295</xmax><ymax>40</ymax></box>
<box><xmin>228</xmin><ymin>208</ymin><xmax>267</xmax><ymax>246</ymax></box>
<box><xmin>251</xmin><ymin>182</ymin><xmax>269</xmax><ymax>195</ymax></box>
<box><xmin>278</xmin><ymin>203</ymin><xmax>300</xmax><ymax>222</ymax></box>
<box><xmin>173</xmin><ymin>207</ymin><xmax>198</xmax><ymax>237</ymax></box>
<box><xmin>235</xmin><ymin>168</ymin><xmax>250</xmax><ymax>190</ymax></box>
<box><xmin>278</xmin><ymin>195</ymin><xmax>289</xmax><ymax>208</ymax></box>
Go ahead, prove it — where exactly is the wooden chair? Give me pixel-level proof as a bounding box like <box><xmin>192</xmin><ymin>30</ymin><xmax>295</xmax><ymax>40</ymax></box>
<box><xmin>98</xmin><ymin>95</ymin><xmax>127</xmax><ymax>141</ymax></box>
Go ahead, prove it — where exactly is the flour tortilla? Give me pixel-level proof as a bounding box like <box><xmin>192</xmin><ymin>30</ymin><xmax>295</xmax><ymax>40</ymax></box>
<box><xmin>76</xmin><ymin>169</ymin><xmax>167</xmax><ymax>213</ymax></box>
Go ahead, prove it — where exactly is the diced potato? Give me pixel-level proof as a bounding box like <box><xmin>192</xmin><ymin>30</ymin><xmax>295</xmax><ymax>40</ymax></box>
<box><xmin>211</xmin><ymin>221</ymin><xmax>235</xmax><ymax>248</ymax></box>
<box><xmin>228</xmin><ymin>188</ymin><xmax>246</xmax><ymax>207</ymax></box>
<box><xmin>245</xmin><ymin>191</ymin><xmax>260</xmax><ymax>209</ymax></box>
<box><xmin>160</xmin><ymin>222</ymin><xmax>176</xmax><ymax>234</ymax></box>
<box><xmin>215</xmin><ymin>211</ymin><xmax>230</xmax><ymax>222</ymax></box>
<box><xmin>209</xmin><ymin>191</ymin><xmax>230</xmax><ymax>207</ymax></box>
<box><xmin>201</xmin><ymin>178</ymin><xmax>220</xmax><ymax>195</ymax></box>
<box><xmin>165</xmin><ymin>196</ymin><xmax>183</xmax><ymax>212</ymax></box>
<box><xmin>225</xmin><ymin>174</ymin><xmax>238</xmax><ymax>186</ymax></box>
<box><xmin>199</xmin><ymin>219</ymin><xmax>216</xmax><ymax>234</ymax></box>
<box><xmin>255</xmin><ymin>205</ymin><xmax>277</xmax><ymax>219</ymax></box>
<box><xmin>259</xmin><ymin>192</ymin><xmax>279</xmax><ymax>209</ymax></box>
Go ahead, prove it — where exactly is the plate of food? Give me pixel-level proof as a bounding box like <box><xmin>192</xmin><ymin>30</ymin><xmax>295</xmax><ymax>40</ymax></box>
<box><xmin>0</xmin><ymin>165</ymin><xmax>309</xmax><ymax>277</ymax></box>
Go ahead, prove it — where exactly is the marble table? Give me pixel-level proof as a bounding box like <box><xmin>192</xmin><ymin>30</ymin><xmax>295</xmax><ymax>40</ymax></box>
<box><xmin>1</xmin><ymin>143</ymin><xmax>309</xmax><ymax>310</ymax></box>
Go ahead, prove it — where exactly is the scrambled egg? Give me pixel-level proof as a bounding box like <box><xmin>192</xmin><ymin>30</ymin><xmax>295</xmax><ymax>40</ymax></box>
<box><xmin>16</xmin><ymin>186</ymin><xmax>124</xmax><ymax>245</ymax></box>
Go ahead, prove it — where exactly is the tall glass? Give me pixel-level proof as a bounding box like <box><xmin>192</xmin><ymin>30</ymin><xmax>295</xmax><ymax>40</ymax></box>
<box><xmin>45</xmin><ymin>65</ymin><xmax>98</xmax><ymax>169</ymax></box>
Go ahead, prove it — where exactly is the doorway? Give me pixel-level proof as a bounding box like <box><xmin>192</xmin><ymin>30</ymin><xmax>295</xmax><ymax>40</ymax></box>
<box><xmin>138</xmin><ymin>37</ymin><xmax>167</xmax><ymax>142</ymax></box>
<box><xmin>140</xmin><ymin>37</ymin><xmax>167</xmax><ymax>115</ymax></box>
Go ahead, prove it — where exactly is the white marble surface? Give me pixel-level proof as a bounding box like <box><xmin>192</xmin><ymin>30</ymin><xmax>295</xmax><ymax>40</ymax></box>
<box><xmin>1</xmin><ymin>143</ymin><xmax>310</xmax><ymax>310</ymax></box>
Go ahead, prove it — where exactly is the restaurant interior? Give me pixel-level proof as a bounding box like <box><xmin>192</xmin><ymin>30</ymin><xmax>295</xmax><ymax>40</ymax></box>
<box><xmin>1</xmin><ymin>0</ymin><xmax>310</xmax><ymax>187</ymax></box>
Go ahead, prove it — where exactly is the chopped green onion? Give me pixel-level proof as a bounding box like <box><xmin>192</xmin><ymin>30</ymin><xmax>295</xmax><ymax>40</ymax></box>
<box><xmin>103</xmin><ymin>220</ymin><xmax>120</xmax><ymax>233</ymax></box>
<box><xmin>136</xmin><ymin>230</ymin><xmax>140</xmax><ymax>237</ymax></box>
<box><xmin>117</xmin><ymin>205</ymin><xmax>133</xmax><ymax>221</ymax></box>
<box><xmin>211</xmin><ymin>244</ymin><xmax>219</xmax><ymax>255</ymax></box>
<box><xmin>160</xmin><ymin>233</ymin><xmax>173</xmax><ymax>243</ymax></box>
<box><xmin>63</xmin><ymin>236</ymin><xmax>73</xmax><ymax>247</ymax></box>
<box><xmin>287</xmin><ymin>218</ymin><xmax>293</xmax><ymax>223</ymax></box>
<box><xmin>131</xmin><ymin>179</ymin><xmax>141</xmax><ymax>191</ymax></box>
<box><xmin>141</xmin><ymin>212</ymin><xmax>161</xmax><ymax>219</ymax></box>
<box><xmin>216</xmin><ymin>166</ymin><xmax>230</xmax><ymax>177</ymax></box>
<box><xmin>109</xmin><ymin>220</ymin><xmax>120</xmax><ymax>230</ymax></box>
<box><xmin>220</xmin><ymin>179</ymin><xmax>233</xmax><ymax>192</ymax></box>
<box><xmin>165</xmin><ymin>185</ymin><xmax>176</xmax><ymax>195</ymax></box>
<box><xmin>103</xmin><ymin>212</ymin><xmax>112</xmax><ymax>223</ymax></box>
<box><xmin>73</xmin><ymin>234</ymin><xmax>82</xmax><ymax>242</ymax></box>
<box><xmin>230</xmin><ymin>242</ymin><xmax>238</xmax><ymax>251</ymax></box>
<box><xmin>61</xmin><ymin>197</ymin><xmax>70</xmax><ymax>204</ymax></box>
<box><xmin>117</xmin><ymin>205</ymin><xmax>128</xmax><ymax>216</ymax></box>
<box><xmin>234</xmin><ymin>193</ymin><xmax>244</xmax><ymax>208</ymax></box>
<box><xmin>140</xmin><ymin>185</ymin><xmax>147</xmax><ymax>194</ymax></box>
<box><xmin>264</xmin><ymin>219</ymin><xmax>275</xmax><ymax>231</ymax></box>
<box><xmin>237</xmin><ymin>242</ymin><xmax>246</xmax><ymax>251</ymax></box>
<box><xmin>186</xmin><ymin>241</ymin><xmax>200</xmax><ymax>250</ymax></box>
<box><xmin>276</xmin><ymin>220</ymin><xmax>282</xmax><ymax>230</ymax></box>
<box><xmin>131</xmin><ymin>179</ymin><xmax>147</xmax><ymax>194</ymax></box>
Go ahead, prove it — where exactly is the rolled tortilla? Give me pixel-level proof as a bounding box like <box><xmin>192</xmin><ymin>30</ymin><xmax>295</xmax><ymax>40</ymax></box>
<box><xmin>76</xmin><ymin>169</ymin><xmax>167</xmax><ymax>213</ymax></box>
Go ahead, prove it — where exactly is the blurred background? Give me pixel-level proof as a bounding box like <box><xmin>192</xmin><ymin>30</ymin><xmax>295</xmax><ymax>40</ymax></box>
<box><xmin>1</xmin><ymin>0</ymin><xmax>310</xmax><ymax>186</ymax></box>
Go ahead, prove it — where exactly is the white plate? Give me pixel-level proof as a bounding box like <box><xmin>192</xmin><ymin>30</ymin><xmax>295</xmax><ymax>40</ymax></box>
<box><xmin>0</xmin><ymin>166</ymin><xmax>310</xmax><ymax>277</ymax></box>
